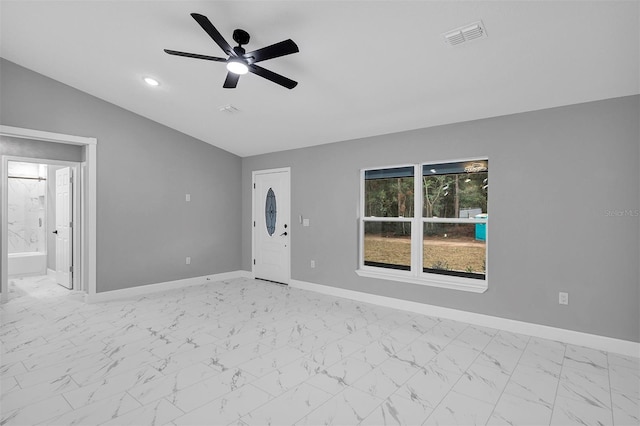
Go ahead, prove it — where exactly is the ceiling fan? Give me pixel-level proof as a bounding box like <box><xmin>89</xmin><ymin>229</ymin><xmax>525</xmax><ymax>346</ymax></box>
<box><xmin>165</xmin><ymin>13</ymin><xmax>299</xmax><ymax>89</ymax></box>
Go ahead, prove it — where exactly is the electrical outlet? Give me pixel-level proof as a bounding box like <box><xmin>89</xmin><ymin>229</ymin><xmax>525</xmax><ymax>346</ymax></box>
<box><xmin>559</xmin><ymin>292</ymin><xmax>568</xmax><ymax>305</ymax></box>
<box><xmin>310</xmin><ymin>260</ymin><xmax>316</xmax><ymax>268</ymax></box>
<box><xmin>186</xmin><ymin>194</ymin><xmax>191</xmax><ymax>202</ymax></box>
<box><xmin>186</xmin><ymin>257</ymin><xmax>191</xmax><ymax>265</ymax></box>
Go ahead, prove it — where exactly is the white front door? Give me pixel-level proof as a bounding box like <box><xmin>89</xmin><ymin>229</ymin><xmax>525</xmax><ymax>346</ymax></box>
<box><xmin>253</xmin><ymin>168</ymin><xmax>290</xmax><ymax>284</ymax></box>
<box><xmin>55</xmin><ymin>167</ymin><xmax>72</xmax><ymax>289</ymax></box>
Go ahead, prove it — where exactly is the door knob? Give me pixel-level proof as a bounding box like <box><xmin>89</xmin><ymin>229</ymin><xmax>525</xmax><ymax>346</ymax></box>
<box><xmin>53</xmin><ymin>230</ymin><xmax>58</xmax><ymax>234</ymax></box>
<box><xmin>280</xmin><ymin>231</ymin><xmax>288</xmax><ymax>236</ymax></box>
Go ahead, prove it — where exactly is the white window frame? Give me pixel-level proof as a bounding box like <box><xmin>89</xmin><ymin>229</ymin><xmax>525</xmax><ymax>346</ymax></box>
<box><xmin>356</xmin><ymin>159</ymin><xmax>488</xmax><ymax>293</ymax></box>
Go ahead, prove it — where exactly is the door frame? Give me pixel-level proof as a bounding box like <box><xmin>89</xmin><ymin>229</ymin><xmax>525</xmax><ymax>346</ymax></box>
<box><xmin>252</xmin><ymin>167</ymin><xmax>291</xmax><ymax>284</ymax></box>
<box><xmin>1</xmin><ymin>125</ymin><xmax>97</xmax><ymax>302</ymax></box>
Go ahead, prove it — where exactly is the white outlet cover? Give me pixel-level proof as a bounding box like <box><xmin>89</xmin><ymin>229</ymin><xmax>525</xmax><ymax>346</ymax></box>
<box><xmin>559</xmin><ymin>292</ymin><xmax>569</xmax><ymax>305</ymax></box>
<box><xmin>186</xmin><ymin>257</ymin><xmax>191</xmax><ymax>265</ymax></box>
<box><xmin>186</xmin><ymin>194</ymin><xmax>191</xmax><ymax>202</ymax></box>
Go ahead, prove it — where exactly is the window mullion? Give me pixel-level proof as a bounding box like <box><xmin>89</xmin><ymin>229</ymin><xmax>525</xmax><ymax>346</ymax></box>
<box><xmin>412</xmin><ymin>165</ymin><xmax>423</xmax><ymax>276</ymax></box>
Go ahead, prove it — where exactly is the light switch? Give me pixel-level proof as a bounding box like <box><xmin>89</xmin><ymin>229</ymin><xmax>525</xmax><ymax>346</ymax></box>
<box><xmin>186</xmin><ymin>194</ymin><xmax>191</xmax><ymax>202</ymax></box>
<box><xmin>303</xmin><ymin>218</ymin><xmax>310</xmax><ymax>227</ymax></box>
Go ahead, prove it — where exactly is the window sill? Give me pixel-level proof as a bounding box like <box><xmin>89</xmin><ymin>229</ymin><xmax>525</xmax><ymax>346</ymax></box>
<box><xmin>355</xmin><ymin>268</ymin><xmax>488</xmax><ymax>293</ymax></box>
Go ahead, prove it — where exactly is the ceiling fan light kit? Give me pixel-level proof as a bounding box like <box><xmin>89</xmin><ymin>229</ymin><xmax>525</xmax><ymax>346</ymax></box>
<box><xmin>227</xmin><ymin>60</ymin><xmax>248</xmax><ymax>75</ymax></box>
<box><xmin>165</xmin><ymin>13</ymin><xmax>299</xmax><ymax>89</ymax></box>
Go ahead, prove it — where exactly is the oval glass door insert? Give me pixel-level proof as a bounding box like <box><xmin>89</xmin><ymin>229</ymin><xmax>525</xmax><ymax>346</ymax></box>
<box><xmin>265</xmin><ymin>188</ymin><xmax>277</xmax><ymax>236</ymax></box>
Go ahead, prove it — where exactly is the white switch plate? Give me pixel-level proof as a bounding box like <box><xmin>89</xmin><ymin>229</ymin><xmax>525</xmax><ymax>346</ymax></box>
<box><xmin>303</xmin><ymin>218</ymin><xmax>310</xmax><ymax>227</ymax></box>
<box><xmin>310</xmin><ymin>260</ymin><xmax>315</xmax><ymax>268</ymax></box>
<box><xmin>559</xmin><ymin>292</ymin><xmax>568</xmax><ymax>305</ymax></box>
<box><xmin>186</xmin><ymin>257</ymin><xmax>191</xmax><ymax>265</ymax></box>
<box><xmin>186</xmin><ymin>194</ymin><xmax>191</xmax><ymax>202</ymax></box>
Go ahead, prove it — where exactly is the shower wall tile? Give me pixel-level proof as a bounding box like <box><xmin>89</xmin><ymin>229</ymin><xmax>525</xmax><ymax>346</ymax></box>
<box><xmin>7</xmin><ymin>162</ymin><xmax>46</xmax><ymax>254</ymax></box>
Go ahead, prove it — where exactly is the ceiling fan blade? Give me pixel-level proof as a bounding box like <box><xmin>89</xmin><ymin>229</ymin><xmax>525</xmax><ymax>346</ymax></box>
<box><xmin>190</xmin><ymin>13</ymin><xmax>234</xmax><ymax>56</ymax></box>
<box><xmin>248</xmin><ymin>64</ymin><xmax>297</xmax><ymax>89</ymax></box>
<box><xmin>223</xmin><ymin>72</ymin><xmax>240</xmax><ymax>89</ymax></box>
<box><xmin>244</xmin><ymin>39</ymin><xmax>299</xmax><ymax>63</ymax></box>
<box><xmin>164</xmin><ymin>49</ymin><xmax>227</xmax><ymax>62</ymax></box>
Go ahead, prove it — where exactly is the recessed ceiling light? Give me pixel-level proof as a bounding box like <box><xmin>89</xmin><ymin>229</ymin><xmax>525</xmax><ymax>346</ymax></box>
<box><xmin>144</xmin><ymin>77</ymin><xmax>160</xmax><ymax>87</ymax></box>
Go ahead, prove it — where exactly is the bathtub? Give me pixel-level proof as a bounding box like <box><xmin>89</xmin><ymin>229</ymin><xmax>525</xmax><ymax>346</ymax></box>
<box><xmin>8</xmin><ymin>252</ymin><xmax>47</xmax><ymax>277</ymax></box>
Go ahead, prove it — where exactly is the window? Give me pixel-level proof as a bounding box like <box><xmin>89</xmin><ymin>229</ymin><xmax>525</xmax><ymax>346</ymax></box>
<box><xmin>363</xmin><ymin>167</ymin><xmax>414</xmax><ymax>271</ymax></box>
<box><xmin>358</xmin><ymin>159</ymin><xmax>488</xmax><ymax>292</ymax></box>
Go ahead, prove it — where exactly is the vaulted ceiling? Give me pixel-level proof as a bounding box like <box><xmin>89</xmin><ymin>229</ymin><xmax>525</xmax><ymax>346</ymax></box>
<box><xmin>1</xmin><ymin>1</ymin><xmax>638</xmax><ymax>156</ymax></box>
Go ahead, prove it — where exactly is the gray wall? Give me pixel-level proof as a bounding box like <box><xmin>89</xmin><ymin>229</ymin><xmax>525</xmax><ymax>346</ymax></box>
<box><xmin>242</xmin><ymin>95</ymin><xmax>640</xmax><ymax>342</ymax></box>
<box><xmin>0</xmin><ymin>136</ymin><xmax>84</xmax><ymax>162</ymax></box>
<box><xmin>1</xmin><ymin>58</ymin><xmax>242</xmax><ymax>293</ymax></box>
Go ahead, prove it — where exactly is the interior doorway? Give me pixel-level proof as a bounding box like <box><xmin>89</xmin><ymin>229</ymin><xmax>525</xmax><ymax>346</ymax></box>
<box><xmin>5</xmin><ymin>159</ymin><xmax>79</xmax><ymax>296</ymax></box>
<box><xmin>1</xmin><ymin>125</ymin><xmax>97</xmax><ymax>302</ymax></box>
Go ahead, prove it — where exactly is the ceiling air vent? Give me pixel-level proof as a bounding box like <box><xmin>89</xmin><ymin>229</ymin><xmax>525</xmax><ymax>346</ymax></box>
<box><xmin>219</xmin><ymin>104</ymin><xmax>241</xmax><ymax>114</ymax></box>
<box><xmin>443</xmin><ymin>21</ymin><xmax>487</xmax><ymax>46</ymax></box>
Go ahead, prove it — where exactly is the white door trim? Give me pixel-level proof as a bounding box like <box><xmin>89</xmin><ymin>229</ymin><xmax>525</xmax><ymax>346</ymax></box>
<box><xmin>252</xmin><ymin>167</ymin><xmax>291</xmax><ymax>284</ymax></box>
<box><xmin>1</xmin><ymin>125</ymin><xmax>97</xmax><ymax>301</ymax></box>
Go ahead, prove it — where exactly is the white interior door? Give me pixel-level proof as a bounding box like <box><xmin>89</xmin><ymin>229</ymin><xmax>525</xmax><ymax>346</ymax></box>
<box><xmin>55</xmin><ymin>167</ymin><xmax>72</xmax><ymax>289</ymax></box>
<box><xmin>253</xmin><ymin>169</ymin><xmax>290</xmax><ymax>284</ymax></box>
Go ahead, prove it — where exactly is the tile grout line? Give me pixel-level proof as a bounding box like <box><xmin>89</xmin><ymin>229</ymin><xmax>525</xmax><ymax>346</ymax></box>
<box><xmin>548</xmin><ymin>341</ymin><xmax>568</xmax><ymax>425</ymax></box>
<box><xmin>33</xmin><ymin>386</ymin><xmax>78</xmax><ymax>426</ymax></box>
<box><xmin>376</xmin><ymin>319</ymin><xmax>470</xmax><ymax>413</ymax></box>
<box><xmin>605</xmin><ymin>353</ymin><xmax>615</xmax><ymax>425</ymax></box>
<box><xmin>419</xmin><ymin>327</ymin><xmax>499</xmax><ymax>425</ymax></box>
<box><xmin>356</xmin><ymin>321</ymin><xmax>471</xmax><ymax>423</ymax></box>
<box><xmin>483</xmin><ymin>333</ymin><xmax>533</xmax><ymax>425</ymax></box>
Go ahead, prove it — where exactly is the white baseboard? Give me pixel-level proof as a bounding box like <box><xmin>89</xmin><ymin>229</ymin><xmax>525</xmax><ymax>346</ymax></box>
<box><xmin>290</xmin><ymin>279</ymin><xmax>640</xmax><ymax>358</ymax></box>
<box><xmin>236</xmin><ymin>270</ymin><xmax>253</xmax><ymax>279</ymax></box>
<box><xmin>47</xmin><ymin>268</ymin><xmax>56</xmax><ymax>279</ymax></box>
<box><xmin>85</xmin><ymin>270</ymin><xmax>250</xmax><ymax>303</ymax></box>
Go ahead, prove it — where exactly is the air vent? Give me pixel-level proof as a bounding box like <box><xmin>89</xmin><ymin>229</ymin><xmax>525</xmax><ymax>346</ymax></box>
<box><xmin>443</xmin><ymin>21</ymin><xmax>487</xmax><ymax>46</ymax></box>
<box><xmin>219</xmin><ymin>104</ymin><xmax>240</xmax><ymax>114</ymax></box>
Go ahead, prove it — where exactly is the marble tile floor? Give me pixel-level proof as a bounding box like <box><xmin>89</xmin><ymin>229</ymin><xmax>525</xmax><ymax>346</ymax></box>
<box><xmin>7</xmin><ymin>275</ymin><xmax>78</xmax><ymax>300</ymax></box>
<box><xmin>1</xmin><ymin>276</ymin><xmax>638</xmax><ymax>425</ymax></box>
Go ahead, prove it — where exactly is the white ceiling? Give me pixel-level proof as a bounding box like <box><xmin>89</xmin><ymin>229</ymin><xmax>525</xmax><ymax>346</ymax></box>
<box><xmin>1</xmin><ymin>1</ymin><xmax>638</xmax><ymax>157</ymax></box>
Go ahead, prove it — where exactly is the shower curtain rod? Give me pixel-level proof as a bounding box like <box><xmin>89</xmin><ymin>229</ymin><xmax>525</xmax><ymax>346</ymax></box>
<box><xmin>7</xmin><ymin>176</ymin><xmax>46</xmax><ymax>181</ymax></box>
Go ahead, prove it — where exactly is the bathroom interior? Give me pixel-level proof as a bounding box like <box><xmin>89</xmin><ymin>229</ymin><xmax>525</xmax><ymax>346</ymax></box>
<box><xmin>7</xmin><ymin>160</ymin><xmax>70</xmax><ymax>297</ymax></box>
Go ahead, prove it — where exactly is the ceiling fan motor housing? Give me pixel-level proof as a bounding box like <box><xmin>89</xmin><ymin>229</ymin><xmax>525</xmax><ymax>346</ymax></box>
<box><xmin>233</xmin><ymin>29</ymin><xmax>250</xmax><ymax>46</ymax></box>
